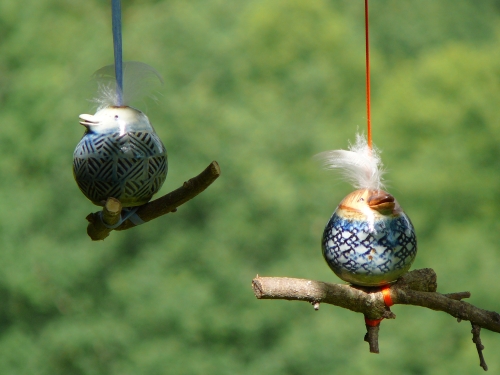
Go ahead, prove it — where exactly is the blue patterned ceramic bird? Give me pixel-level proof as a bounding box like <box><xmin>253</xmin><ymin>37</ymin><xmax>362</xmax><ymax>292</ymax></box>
<box><xmin>317</xmin><ymin>134</ymin><xmax>417</xmax><ymax>286</ymax></box>
<box><xmin>73</xmin><ymin>105</ymin><xmax>167</xmax><ymax>207</ymax></box>
<box><xmin>73</xmin><ymin>62</ymin><xmax>167</xmax><ymax>207</ymax></box>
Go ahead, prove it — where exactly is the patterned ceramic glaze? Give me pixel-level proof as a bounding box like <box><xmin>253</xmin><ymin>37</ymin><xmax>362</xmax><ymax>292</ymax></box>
<box><xmin>322</xmin><ymin>189</ymin><xmax>417</xmax><ymax>286</ymax></box>
<box><xmin>73</xmin><ymin>106</ymin><xmax>167</xmax><ymax>207</ymax></box>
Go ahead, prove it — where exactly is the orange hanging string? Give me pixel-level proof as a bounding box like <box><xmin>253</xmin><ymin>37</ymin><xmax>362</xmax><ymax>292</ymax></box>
<box><xmin>365</xmin><ymin>0</ymin><xmax>372</xmax><ymax>150</ymax></box>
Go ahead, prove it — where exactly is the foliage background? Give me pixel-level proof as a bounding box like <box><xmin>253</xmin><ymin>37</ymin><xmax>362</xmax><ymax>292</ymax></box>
<box><xmin>1</xmin><ymin>0</ymin><xmax>500</xmax><ymax>373</ymax></box>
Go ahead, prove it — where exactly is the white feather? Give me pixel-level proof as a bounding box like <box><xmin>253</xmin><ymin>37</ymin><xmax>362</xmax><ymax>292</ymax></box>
<box><xmin>91</xmin><ymin>61</ymin><xmax>163</xmax><ymax>109</ymax></box>
<box><xmin>316</xmin><ymin>133</ymin><xmax>385</xmax><ymax>190</ymax></box>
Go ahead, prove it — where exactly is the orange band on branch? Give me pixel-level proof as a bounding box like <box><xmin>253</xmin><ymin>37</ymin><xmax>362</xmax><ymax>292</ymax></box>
<box><xmin>365</xmin><ymin>317</ymin><xmax>383</xmax><ymax>327</ymax></box>
<box><xmin>382</xmin><ymin>285</ymin><xmax>394</xmax><ymax>307</ymax></box>
<box><xmin>365</xmin><ymin>0</ymin><xmax>372</xmax><ymax>149</ymax></box>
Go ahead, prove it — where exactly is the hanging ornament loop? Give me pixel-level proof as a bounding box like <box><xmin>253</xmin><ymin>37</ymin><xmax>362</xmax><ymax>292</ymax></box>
<box><xmin>111</xmin><ymin>0</ymin><xmax>124</xmax><ymax>105</ymax></box>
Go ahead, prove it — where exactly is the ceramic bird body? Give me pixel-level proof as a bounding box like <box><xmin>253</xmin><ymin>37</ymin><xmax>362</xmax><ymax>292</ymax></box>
<box><xmin>322</xmin><ymin>188</ymin><xmax>416</xmax><ymax>286</ymax></box>
<box><xmin>73</xmin><ymin>105</ymin><xmax>167</xmax><ymax>207</ymax></box>
<box><xmin>318</xmin><ymin>135</ymin><xmax>417</xmax><ymax>286</ymax></box>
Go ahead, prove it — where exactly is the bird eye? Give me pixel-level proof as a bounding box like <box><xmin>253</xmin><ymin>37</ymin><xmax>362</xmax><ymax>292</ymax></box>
<box><xmin>114</xmin><ymin>115</ymin><xmax>119</xmax><ymax>119</ymax></box>
<box><xmin>358</xmin><ymin>198</ymin><xmax>364</xmax><ymax>202</ymax></box>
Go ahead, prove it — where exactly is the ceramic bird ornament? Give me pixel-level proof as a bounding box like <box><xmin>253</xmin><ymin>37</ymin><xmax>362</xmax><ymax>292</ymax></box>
<box><xmin>317</xmin><ymin>134</ymin><xmax>417</xmax><ymax>287</ymax></box>
<box><xmin>73</xmin><ymin>62</ymin><xmax>167</xmax><ymax>207</ymax></box>
<box><xmin>73</xmin><ymin>1</ymin><xmax>167</xmax><ymax>208</ymax></box>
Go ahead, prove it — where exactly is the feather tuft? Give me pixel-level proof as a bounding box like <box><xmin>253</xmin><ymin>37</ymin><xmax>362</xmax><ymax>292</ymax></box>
<box><xmin>316</xmin><ymin>133</ymin><xmax>385</xmax><ymax>190</ymax></box>
<box><xmin>91</xmin><ymin>61</ymin><xmax>163</xmax><ymax>109</ymax></box>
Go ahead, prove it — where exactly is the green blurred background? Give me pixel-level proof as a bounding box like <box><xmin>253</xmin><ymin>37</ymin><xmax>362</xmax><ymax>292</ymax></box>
<box><xmin>1</xmin><ymin>0</ymin><xmax>500</xmax><ymax>373</ymax></box>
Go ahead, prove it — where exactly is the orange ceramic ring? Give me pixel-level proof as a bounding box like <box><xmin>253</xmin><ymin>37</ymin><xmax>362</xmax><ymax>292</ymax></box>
<box><xmin>382</xmin><ymin>285</ymin><xmax>394</xmax><ymax>307</ymax></box>
<box><xmin>364</xmin><ymin>317</ymin><xmax>383</xmax><ymax>327</ymax></box>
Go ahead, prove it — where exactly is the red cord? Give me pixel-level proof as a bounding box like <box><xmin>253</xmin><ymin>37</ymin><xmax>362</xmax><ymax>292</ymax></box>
<box><xmin>365</xmin><ymin>0</ymin><xmax>372</xmax><ymax>150</ymax></box>
<box><xmin>364</xmin><ymin>286</ymin><xmax>393</xmax><ymax>327</ymax></box>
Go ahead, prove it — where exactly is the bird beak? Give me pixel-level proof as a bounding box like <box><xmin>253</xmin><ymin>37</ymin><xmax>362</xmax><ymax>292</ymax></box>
<box><xmin>79</xmin><ymin>114</ymin><xmax>100</xmax><ymax>128</ymax></box>
<box><xmin>368</xmin><ymin>191</ymin><xmax>396</xmax><ymax>214</ymax></box>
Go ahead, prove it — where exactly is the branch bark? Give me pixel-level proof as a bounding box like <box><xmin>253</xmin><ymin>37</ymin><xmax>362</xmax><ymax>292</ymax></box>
<box><xmin>364</xmin><ymin>325</ymin><xmax>380</xmax><ymax>353</ymax></box>
<box><xmin>252</xmin><ymin>269</ymin><xmax>434</xmax><ymax>320</ymax></box>
<box><xmin>252</xmin><ymin>268</ymin><xmax>500</xmax><ymax>370</ymax></box>
<box><xmin>85</xmin><ymin>161</ymin><xmax>221</xmax><ymax>240</ymax></box>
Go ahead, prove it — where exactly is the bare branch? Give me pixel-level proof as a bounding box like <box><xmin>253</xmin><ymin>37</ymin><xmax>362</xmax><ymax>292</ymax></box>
<box><xmin>364</xmin><ymin>325</ymin><xmax>380</xmax><ymax>353</ymax></box>
<box><xmin>443</xmin><ymin>292</ymin><xmax>471</xmax><ymax>301</ymax></box>
<box><xmin>252</xmin><ymin>269</ymin><xmax>500</xmax><ymax>332</ymax></box>
<box><xmin>252</xmin><ymin>268</ymin><xmax>500</xmax><ymax>365</ymax></box>
<box><xmin>252</xmin><ymin>276</ymin><xmax>395</xmax><ymax>320</ymax></box>
<box><xmin>86</xmin><ymin>161</ymin><xmax>221</xmax><ymax>240</ymax></box>
<box><xmin>393</xmin><ymin>289</ymin><xmax>500</xmax><ymax>333</ymax></box>
<box><xmin>252</xmin><ymin>269</ymin><xmax>436</xmax><ymax>320</ymax></box>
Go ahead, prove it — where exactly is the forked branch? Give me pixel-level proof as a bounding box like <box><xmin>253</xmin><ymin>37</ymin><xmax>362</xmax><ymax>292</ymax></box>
<box><xmin>86</xmin><ymin>161</ymin><xmax>221</xmax><ymax>240</ymax></box>
<box><xmin>252</xmin><ymin>268</ymin><xmax>500</xmax><ymax>370</ymax></box>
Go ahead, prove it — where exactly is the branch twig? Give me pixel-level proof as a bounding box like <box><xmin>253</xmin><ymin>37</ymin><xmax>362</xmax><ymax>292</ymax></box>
<box><xmin>364</xmin><ymin>324</ymin><xmax>380</xmax><ymax>353</ymax></box>
<box><xmin>472</xmin><ymin>323</ymin><xmax>488</xmax><ymax>371</ymax></box>
<box><xmin>85</xmin><ymin>161</ymin><xmax>221</xmax><ymax>240</ymax></box>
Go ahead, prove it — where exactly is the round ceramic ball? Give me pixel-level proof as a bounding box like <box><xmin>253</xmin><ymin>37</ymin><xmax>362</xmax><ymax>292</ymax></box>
<box><xmin>322</xmin><ymin>189</ymin><xmax>417</xmax><ymax>286</ymax></box>
<box><xmin>73</xmin><ymin>106</ymin><xmax>167</xmax><ymax>207</ymax></box>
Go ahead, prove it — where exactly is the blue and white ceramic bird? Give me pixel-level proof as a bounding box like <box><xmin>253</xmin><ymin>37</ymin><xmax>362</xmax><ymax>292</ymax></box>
<box><xmin>73</xmin><ymin>62</ymin><xmax>167</xmax><ymax>207</ymax></box>
<box><xmin>317</xmin><ymin>135</ymin><xmax>417</xmax><ymax>286</ymax></box>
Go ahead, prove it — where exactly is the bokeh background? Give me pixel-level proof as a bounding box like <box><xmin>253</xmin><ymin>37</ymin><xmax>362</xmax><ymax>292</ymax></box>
<box><xmin>1</xmin><ymin>0</ymin><xmax>500</xmax><ymax>373</ymax></box>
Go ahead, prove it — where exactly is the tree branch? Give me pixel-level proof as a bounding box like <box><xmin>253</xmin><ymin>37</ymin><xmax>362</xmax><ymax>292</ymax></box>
<box><xmin>252</xmin><ymin>269</ymin><xmax>434</xmax><ymax>320</ymax></box>
<box><xmin>252</xmin><ymin>268</ymin><xmax>500</xmax><ymax>369</ymax></box>
<box><xmin>85</xmin><ymin>161</ymin><xmax>221</xmax><ymax>241</ymax></box>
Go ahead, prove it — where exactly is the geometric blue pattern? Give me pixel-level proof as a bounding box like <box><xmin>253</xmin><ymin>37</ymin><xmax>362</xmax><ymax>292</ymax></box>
<box><xmin>322</xmin><ymin>211</ymin><xmax>417</xmax><ymax>286</ymax></box>
<box><xmin>73</xmin><ymin>128</ymin><xmax>167</xmax><ymax>207</ymax></box>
